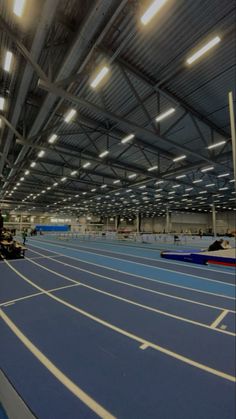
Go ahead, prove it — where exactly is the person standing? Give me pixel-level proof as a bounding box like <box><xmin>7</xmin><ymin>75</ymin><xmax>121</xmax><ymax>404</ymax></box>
<box><xmin>0</xmin><ymin>209</ymin><xmax>4</xmax><ymax>238</ymax></box>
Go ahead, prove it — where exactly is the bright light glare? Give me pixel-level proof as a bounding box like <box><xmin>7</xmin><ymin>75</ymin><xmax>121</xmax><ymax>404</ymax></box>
<box><xmin>4</xmin><ymin>51</ymin><xmax>13</xmax><ymax>72</ymax></box>
<box><xmin>128</xmin><ymin>173</ymin><xmax>136</xmax><ymax>179</ymax></box>
<box><xmin>30</xmin><ymin>162</ymin><xmax>36</xmax><ymax>168</ymax></box>
<box><xmin>187</xmin><ymin>36</ymin><xmax>221</xmax><ymax>65</ymax></box>
<box><xmin>156</xmin><ymin>108</ymin><xmax>175</xmax><ymax>122</ymax></box>
<box><xmin>71</xmin><ymin>170</ymin><xmax>77</xmax><ymax>176</ymax></box>
<box><xmin>90</xmin><ymin>66</ymin><xmax>109</xmax><ymax>88</ymax></box>
<box><xmin>141</xmin><ymin>0</ymin><xmax>168</xmax><ymax>25</ymax></box>
<box><xmin>207</xmin><ymin>140</ymin><xmax>226</xmax><ymax>149</ymax></box>
<box><xmin>48</xmin><ymin>134</ymin><xmax>58</xmax><ymax>144</ymax></box>
<box><xmin>64</xmin><ymin>109</ymin><xmax>76</xmax><ymax>123</ymax></box>
<box><xmin>99</xmin><ymin>150</ymin><xmax>109</xmax><ymax>158</ymax></box>
<box><xmin>121</xmin><ymin>134</ymin><xmax>135</xmax><ymax>144</ymax></box>
<box><xmin>173</xmin><ymin>155</ymin><xmax>186</xmax><ymax>162</ymax></box>
<box><xmin>13</xmin><ymin>0</ymin><xmax>25</xmax><ymax>17</ymax></box>
<box><xmin>0</xmin><ymin>97</ymin><xmax>5</xmax><ymax>111</ymax></box>
<box><xmin>113</xmin><ymin>179</ymin><xmax>120</xmax><ymax>184</ymax></box>
<box><xmin>176</xmin><ymin>174</ymin><xmax>186</xmax><ymax>179</ymax></box>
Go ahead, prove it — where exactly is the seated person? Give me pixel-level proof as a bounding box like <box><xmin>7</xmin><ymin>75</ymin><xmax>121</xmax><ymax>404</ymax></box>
<box><xmin>208</xmin><ymin>239</ymin><xmax>224</xmax><ymax>251</ymax></box>
<box><xmin>222</xmin><ymin>240</ymin><xmax>231</xmax><ymax>249</ymax></box>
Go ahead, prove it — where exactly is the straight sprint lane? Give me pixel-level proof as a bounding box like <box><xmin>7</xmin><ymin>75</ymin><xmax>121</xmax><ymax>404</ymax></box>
<box><xmin>19</xmin><ymin>253</ymin><xmax>236</xmax><ymax>330</ymax></box>
<box><xmin>5</xmin><ymin>259</ymin><xmax>236</xmax><ymax>379</ymax></box>
<box><xmin>31</xmin><ymin>237</ymin><xmax>235</xmax><ymax>282</ymax></box>
<box><xmin>28</xmin><ymin>242</ymin><xmax>236</xmax><ymax>298</ymax></box>
<box><xmin>26</xmin><ymin>246</ymin><xmax>236</xmax><ymax>311</ymax></box>
<box><xmin>1</xmin><ymin>295</ymin><xmax>235</xmax><ymax>419</ymax></box>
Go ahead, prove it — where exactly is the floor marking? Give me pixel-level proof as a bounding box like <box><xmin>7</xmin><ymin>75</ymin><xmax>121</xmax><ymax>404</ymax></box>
<box><xmin>140</xmin><ymin>343</ymin><xmax>149</xmax><ymax>350</ymax></box>
<box><xmin>29</xmin><ymin>244</ymin><xmax>236</xmax><ymax>302</ymax></box>
<box><xmin>210</xmin><ymin>310</ymin><xmax>229</xmax><ymax>329</ymax></box>
<box><xmin>25</xmin><ymin>256</ymin><xmax>236</xmax><ymax>336</ymax></box>
<box><xmin>27</xmin><ymin>248</ymin><xmax>236</xmax><ymax>314</ymax></box>
<box><xmin>33</xmin><ymin>240</ymin><xmax>235</xmax><ymax>287</ymax></box>
<box><xmin>60</xmin><ymin>241</ymin><xmax>236</xmax><ymax>276</ymax></box>
<box><xmin>0</xmin><ymin>284</ymin><xmax>80</xmax><ymax>307</ymax></box>
<box><xmin>0</xmin><ymin>308</ymin><xmax>115</xmax><ymax>419</ymax></box>
<box><xmin>4</xmin><ymin>260</ymin><xmax>236</xmax><ymax>383</ymax></box>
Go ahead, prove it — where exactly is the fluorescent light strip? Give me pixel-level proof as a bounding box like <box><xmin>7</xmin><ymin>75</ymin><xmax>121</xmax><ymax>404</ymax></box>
<box><xmin>64</xmin><ymin>109</ymin><xmax>76</xmax><ymax>123</ymax></box>
<box><xmin>128</xmin><ymin>173</ymin><xmax>136</xmax><ymax>179</ymax></box>
<box><xmin>193</xmin><ymin>179</ymin><xmax>202</xmax><ymax>183</ymax></box>
<box><xmin>99</xmin><ymin>150</ymin><xmax>109</xmax><ymax>158</ymax></box>
<box><xmin>201</xmin><ymin>166</ymin><xmax>214</xmax><ymax>172</ymax></box>
<box><xmin>71</xmin><ymin>170</ymin><xmax>77</xmax><ymax>176</ymax></box>
<box><xmin>173</xmin><ymin>155</ymin><xmax>186</xmax><ymax>162</ymax></box>
<box><xmin>0</xmin><ymin>97</ymin><xmax>5</xmax><ymax>111</ymax></box>
<box><xmin>207</xmin><ymin>140</ymin><xmax>226</xmax><ymax>149</ymax></box>
<box><xmin>83</xmin><ymin>162</ymin><xmax>91</xmax><ymax>168</ymax></box>
<box><xmin>13</xmin><ymin>0</ymin><xmax>25</xmax><ymax>16</ymax></box>
<box><xmin>38</xmin><ymin>150</ymin><xmax>45</xmax><ymax>158</ymax></box>
<box><xmin>156</xmin><ymin>108</ymin><xmax>175</xmax><ymax>122</ymax></box>
<box><xmin>176</xmin><ymin>174</ymin><xmax>186</xmax><ymax>179</ymax></box>
<box><xmin>4</xmin><ymin>51</ymin><xmax>13</xmax><ymax>72</ymax></box>
<box><xmin>148</xmin><ymin>165</ymin><xmax>158</xmax><ymax>172</ymax></box>
<box><xmin>187</xmin><ymin>36</ymin><xmax>221</xmax><ymax>65</ymax></box>
<box><xmin>121</xmin><ymin>133</ymin><xmax>135</xmax><ymax>144</ymax></box>
<box><xmin>155</xmin><ymin>180</ymin><xmax>164</xmax><ymax>185</ymax></box>
<box><xmin>90</xmin><ymin>66</ymin><xmax>109</xmax><ymax>88</ymax></box>
<box><xmin>141</xmin><ymin>0</ymin><xmax>168</xmax><ymax>25</ymax></box>
<box><xmin>113</xmin><ymin>179</ymin><xmax>120</xmax><ymax>184</ymax></box>
<box><xmin>217</xmin><ymin>173</ymin><xmax>230</xmax><ymax>178</ymax></box>
<box><xmin>206</xmin><ymin>183</ymin><xmax>215</xmax><ymax>187</ymax></box>
<box><xmin>48</xmin><ymin>134</ymin><xmax>58</xmax><ymax>144</ymax></box>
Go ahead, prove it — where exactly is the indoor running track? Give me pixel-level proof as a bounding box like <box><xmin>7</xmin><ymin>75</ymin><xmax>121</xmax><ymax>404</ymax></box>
<box><xmin>0</xmin><ymin>238</ymin><xmax>235</xmax><ymax>419</ymax></box>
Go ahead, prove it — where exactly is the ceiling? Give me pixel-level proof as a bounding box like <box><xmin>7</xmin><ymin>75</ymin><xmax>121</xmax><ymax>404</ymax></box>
<box><xmin>0</xmin><ymin>0</ymin><xmax>235</xmax><ymax>218</ymax></box>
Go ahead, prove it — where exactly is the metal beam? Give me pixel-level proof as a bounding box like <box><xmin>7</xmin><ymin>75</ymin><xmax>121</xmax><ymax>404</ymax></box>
<box><xmin>38</xmin><ymin>78</ymin><xmax>216</xmax><ymax>165</ymax></box>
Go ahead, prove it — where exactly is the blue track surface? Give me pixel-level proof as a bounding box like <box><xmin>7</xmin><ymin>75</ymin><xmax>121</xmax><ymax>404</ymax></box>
<box><xmin>0</xmin><ymin>237</ymin><xmax>235</xmax><ymax>419</ymax></box>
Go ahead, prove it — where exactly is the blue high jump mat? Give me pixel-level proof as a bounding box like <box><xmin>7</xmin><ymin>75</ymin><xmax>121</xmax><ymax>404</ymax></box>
<box><xmin>161</xmin><ymin>248</ymin><xmax>236</xmax><ymax>267</ymax></box>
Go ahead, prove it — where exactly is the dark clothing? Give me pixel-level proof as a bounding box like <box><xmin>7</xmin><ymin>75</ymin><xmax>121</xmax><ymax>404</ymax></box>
<box><xmin>208</xmin><ymin>240</ymin><xmax>224</xmax><ymax>252</ymax></box>
<box><xmin>0</xmin><ymin>215</ymin><xmax>3</xmax><ymax>229</ymax></box>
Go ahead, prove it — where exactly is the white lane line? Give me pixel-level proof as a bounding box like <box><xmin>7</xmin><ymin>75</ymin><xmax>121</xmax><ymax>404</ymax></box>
<box><xmin>4</xmin><ymin>260</ymin><xmax>236</xmax><ymax>383</ymax></box>
<box><xmin>210</xmin><ymin>310</ymin><xmax>230</xmax><ymax>329</ymax></box>
<box><xmin>29</xmin><ymin>239</ymin><xmax>236</xmax><ymax>287</ymax></box>
<box><xmin>0</xmin><ymin>308</ymin><xmax>115</xmax><ymax>419</ymax></box>
<box><xmin>29</xmin><ymin>244</ymin><xmax>236</xmax><ymax>302</ymax></box>
<box><xmin>12</xmin><ymin>257</ymin><xmax>236</xmax><ymax>337</ymax></box>
<box><xmin>0</xmin><ymin>284</ymin><xmax>80</xmax><ymax>307</ymax></box>
<box><xmin>61</xmin><ymin>242</ymin><xmax>236</xmax><ymax>276</ymax></box>
<box><xmin>28</xmin><ymin>248</ymin><xmax>236</xmax><ymax>314</ymax></box>
<box><xmin>140</xmin><ymin>343</ymin><xmax>149</xmax><ymax>350</ymax></box>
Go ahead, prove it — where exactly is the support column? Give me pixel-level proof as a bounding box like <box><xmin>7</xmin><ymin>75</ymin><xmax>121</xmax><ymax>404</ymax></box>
<box><xmin>212</xmin><ymin>203</ymin><xmax>217</xmax><ymax>238</ymax></box>
<box><xmin>166</xmin><ymin>207</ymin><xmax>170</xmax><ymax>234</ymax></box>
<box><xmin>229</xmin><ymin>91</ymin><xmax>236</xmax><ymax>189</ymax></box>
<box><xmin>136</xmin><ymin>212</ymin><xmax>141</xmax><ymax>233</ymax></box>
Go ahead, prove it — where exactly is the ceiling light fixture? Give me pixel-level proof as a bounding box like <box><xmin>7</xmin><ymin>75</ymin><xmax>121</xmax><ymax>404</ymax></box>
<box><xmin>148</xmin><ymin>165</ymin><xmax>158</xmax><ymax>172</ymax></box>
<box><xmin>201</xmin><ymin>166</ymin><xmax>214</xmax><ymax>172</ymax></box>
<box><xmin>173</xmin><ymin>155</ymin><xmax>186</xmax><ymax>162</ymax></box>
<box><xmin>90</xmin><ymin>66</ymin><xmax>109</xmax><ymax>88</ymax></box>
<box><xmin>48</xmin><ymin>134</ymin><xmax>58</xmax><ymax>144</ymax></box>
<box><xmin>99</xmin><ymin>150</ymin><xmax>109</xmax><ymax>158</ymax></box>
<box><xmin>141</xmin><ymin>0</ymin><xmax>168</xmax><ymax>25</ymax></box>
<box><xmin>121</xmin><ymin>134</ymin><xmax>135</xmax><ymax>144</ymax></box>
<box><xmin>0</xmin><ymin>97</ymin><xmax>5</xmax><ymax>111</ymax></box>
<box><xmin>186</xmin><ymin>36</ymin><xmax>221</xmax><ymax>65</ymax></box>
<box><xmin>38</xmin><ymin>150</ymin><xmax>45</xmax><ymax>158</ymax></box>
<box><xmin>83</xmin><ymin>162</ymin><xmax>91</xmax><ymax>168</ymax></box>
<box><xmin>156</xmin><ymin>108</ymin><xmax>175</xmax><ymax>122</ymax></box>
<box><xmin>64</xmin><ymin>109</ymin><xmax>76</xmax><ymax>123</ymax></box>
<box><xmin>4</xmin><ymin>51</ymin><xmax>13</xmax><ymax>72</ymax></box>
<box><xmin>207</xmin><ymin>140</ymin><xmax>226</xmax><ymax>149</ymax></box>
<box><xmin>13</xmin><ymin>0</ymin><xmax>25</xmax><ymax>17</ymax></box>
